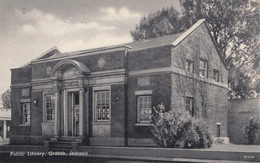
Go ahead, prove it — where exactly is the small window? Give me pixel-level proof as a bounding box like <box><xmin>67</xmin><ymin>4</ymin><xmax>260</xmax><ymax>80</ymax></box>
<box><xmin>186</xmin><ymin>97</ymin><xmax>194</xmax><ymax>117</ymax></box>
<box><xmin>95</xmin><ymin>91</ymin><xmax>110</xmax><ymax>121</ymax></box>
<box><xmin>45</xmin><ymin>95</ymin><xmax>55</xmax><ymax>122</ymax></box>
<box><xmin>213</xmin><ymin>69</ymin><xmax>219</xmax><ymax>82</ymax></box>
<box><xmin>186</xmin><ymin>59</ymin><xmax>194</xmax><ymax>73</ymax></box>
<box><xmin>21</xmin><ymin>103</ymin><xmax>30</xmax><ymax>125</ymax></box>
<box><xmin>199</xmin><ymin>59</ymin><xmax>208</xmax><ymax>78</ymax></box>
<box><xmin>137</xmin><ymin>96</ymin><xmax>152</xmax><ymax>123</ymax></box>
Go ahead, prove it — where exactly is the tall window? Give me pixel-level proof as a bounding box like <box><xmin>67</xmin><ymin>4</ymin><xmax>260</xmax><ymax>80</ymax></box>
<box><xmin>45</xmin><ymin>95</ymin><xmax>55</xmax><ymax>122</ymax></box>
<box><xmin>186</xmin><ymin>59</ymin><xmax>194</xmax><ymax>73</ymax></box>
<box><xmin>213</xmin><ymin>69</ymin><xmax>219</xmax><ymax>82</ymax></box>
<box><xmin>186</xmin><ymin>97</ymin><xmax>194</xmax><ymax>117</ymax></box>
<box><xmin>199</xmin><ymin>59</ymin><xmax>208</xmax><ymax>78</ymax></box>
<box><xmin>95</xmin><ymin>91</ymin><xmax>110</xmax><ymax>121</ymax></box>
<box><xmin>22</xmin><ymin>103</ymin><xmax>30</xmax><ymax>125</ymax></box>
<box><xmin>137</xmin><ymin>96</ymin><xmax>152</xmax><ymax>123</ymax></box>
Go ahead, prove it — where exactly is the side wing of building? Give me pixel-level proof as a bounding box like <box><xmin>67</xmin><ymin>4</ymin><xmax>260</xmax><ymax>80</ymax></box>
<box><xmin>170</xmin><ymin>21</ymin><xmax>229</xmax><ymax>137</ymax></box>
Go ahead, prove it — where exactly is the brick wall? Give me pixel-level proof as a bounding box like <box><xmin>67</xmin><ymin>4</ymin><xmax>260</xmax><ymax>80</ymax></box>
<box><xmin>11</xmin><ymin>66</ymin><xmax>32</xmax><ymax>85</ymax></box>
<box><xmin>170</xmin><ymin>22</ymin><xmax>229</xmax><ymax>137</ymax></box>
<box><xmin>32</xmin><ymin>50</ymin><xmax>126</xmax><ymax>79</ymax></box>
<box><xmin>228</xmin><ymin>98</ymin><xmax>260</xmax><ymax>144</ymax></box>
<box><xmin>128</xmin><ymin>46</ymin><xmax>172</xmax><ymax>71</ymax></box>
<box><xmin>111</xmin><ymin>84</ymin><xmax>125</xmax><ymax>137</ymax></box>
<box><xmin>127</xmin><ymin>73</ymin><xmax>171</xmax><ymax>138</ymax></box>
<box><xmin>10</xmin><ymin>66</ymin><xmax>32</xmax><ymax>144</ymax></box>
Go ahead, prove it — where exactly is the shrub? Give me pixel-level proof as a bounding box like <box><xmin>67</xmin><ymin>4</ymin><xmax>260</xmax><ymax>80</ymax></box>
<box><xmin>244</xmin><ymin>117</ymin><xmax>260</xmax><ymax>144</ymax></box>
<box><xmin>151</xmin><ymin>104</ymin><xmax>212</xmax><ymax>148</ymax></box>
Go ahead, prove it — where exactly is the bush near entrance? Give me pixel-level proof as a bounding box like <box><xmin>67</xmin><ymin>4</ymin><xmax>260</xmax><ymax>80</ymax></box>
<box><xmin>151</xmin><ymin>104</ymin><xmax>212</xmax><ymax>148</ymax></box>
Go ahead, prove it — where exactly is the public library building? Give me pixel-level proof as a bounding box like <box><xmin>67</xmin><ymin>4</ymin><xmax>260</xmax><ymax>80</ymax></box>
<box><xmin>10</xmin><ymin>20</ymin><xmax>229</xmax><ymax>146</ymax></box>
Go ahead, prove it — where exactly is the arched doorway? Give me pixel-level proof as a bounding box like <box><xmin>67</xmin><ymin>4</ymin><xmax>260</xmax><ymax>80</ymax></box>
<box><xmin>50</xmin><ymin>59</ymin><xmax>90</xmax><ymax>138</ymax></box>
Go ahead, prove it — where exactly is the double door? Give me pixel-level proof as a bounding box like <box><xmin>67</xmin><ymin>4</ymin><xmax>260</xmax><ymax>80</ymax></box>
<box><xmin>68</xmin><ymin>92</ymin><xmax>79</xmax><ymax>137</ymax></box>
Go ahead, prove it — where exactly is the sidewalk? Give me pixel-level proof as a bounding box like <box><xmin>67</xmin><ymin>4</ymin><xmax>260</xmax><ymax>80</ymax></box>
<box><xmin>0</xmin><ymin>143</ymin><xmax>260</xmax><ymax>162</ymax></box>
<box><xmin>209</xmin><ymin>144</ymin><xmax>260</xmax><ymax>153</ymax></box>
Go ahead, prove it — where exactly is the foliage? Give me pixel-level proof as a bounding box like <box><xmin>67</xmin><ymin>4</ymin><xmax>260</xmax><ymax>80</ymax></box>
<box><xmin>131</xmin><ymin>0</ymin><xmax>260</xmax><ymax>99</ymax></box>
<box><xmin>1</xmin><ymin>89</ymin><xmax>11</xmax><ymax>109</ymax></box>
<box><xmin>244</xmin><ymin>117</ymin><xmax>260</xmax><ymax>144</ymax></box>
<box><xmin>151</xmin><ymin>104</ymin><xmax>212</xmax><ymax>148</ymax></box>
<box><xmin>131</xmin><ymin>7</ymin><xmax>184</xmax><ymax>41</ymax></box>
<box><xmin>228</xmin><ymin>66</ymin><xmax>255</xmax><ymax>98</ymax></box>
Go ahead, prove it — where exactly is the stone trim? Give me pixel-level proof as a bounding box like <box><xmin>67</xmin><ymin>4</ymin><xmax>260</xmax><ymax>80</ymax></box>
<box><xmin>89</xmin><ymin>137</ymin><xmax>125</xmax><ymax>146</ymax></box>
<box><xmin>129</xmin><ymin>67</ymin><xmax>172</xmax><ymax>76</ymax></box>
<box><xmin>134</xmin><ymin>90</ymin><xmax>153</xmax><ymax>95</ymax></box>
<box><xmin>171</xmin><ymin>67</ymin><xmax>228</xmax><ymax>88</ymax></box>
<box><xmin>88</xmin><ymin>75</ymin><xmax>126</xmax><ymax>86</ymax></box>
<box><xmin>128</xmin><ymin>138</ymin><xmax>157</xmax><ymax>147</ymax></box>
<box><xmin>172</xmin><ymin>19</ymin><xmax>205</xmax><ymax>46</ymax></box>
<box><xmin>31</xmin><ymin>47</ymin><xmax>128</xmax><ymax>64</ymax></box>
<box><xmin>11</xmin><ymin>83</ymin><xmax>31</xmax><ymax>88</ymax></box>
<box><xmin>135</xmin><ymin>123</ymin><xmax>153</xmax><ymax>127</ymax></box>
<box><xmin>20</xmin><ymin>98</ymin><xmax>30</xmax><ymax>103</ymax></box>
<box><xmin>90</xmin><ymin>69</ymin><xmax>126</xmax><ymax>77</ymax></box>
<box><xmin>129</xmin><ymin>67</ymin><xmax>228</xmax><ymax>88</ymax></box>
<box><xmin>50</xmin><ymin>59</ymin><xmax>90</xmax><ymax>77</ymax></box>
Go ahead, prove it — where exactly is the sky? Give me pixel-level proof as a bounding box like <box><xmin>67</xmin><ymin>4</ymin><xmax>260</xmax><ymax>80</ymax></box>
<box><xmin>0</xmin><ymin>0</ymin><xmax>181</xmax><ymax>97</ymax></box>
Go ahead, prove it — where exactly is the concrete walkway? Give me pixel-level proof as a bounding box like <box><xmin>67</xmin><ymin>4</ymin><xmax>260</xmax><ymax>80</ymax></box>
<box><xmin>0</xmin><ymin>143</ymin><xmax>260</xmax><ymax>162</ymax></box>
<box><xmin>209</xmin><ymin>144</ymin><xmax>260</xmax><ymax>153</ymax></box>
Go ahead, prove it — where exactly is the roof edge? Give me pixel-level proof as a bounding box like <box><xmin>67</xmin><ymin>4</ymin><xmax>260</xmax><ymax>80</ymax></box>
<box><xmin>20</xmin><ymin>46</ymin><xmax>60</xmax><ymax>68</ymax></box>
<box><xmin>172</xmin><ymin>19</ymin><xmax>205</xmax><ymax>46</ymax></box>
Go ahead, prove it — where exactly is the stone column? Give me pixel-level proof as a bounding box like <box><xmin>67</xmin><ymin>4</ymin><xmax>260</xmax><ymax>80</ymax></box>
<box><xmin>79</xmin><ymin>89</ymin><xmax>84</xmax><ymax>136</ymax></box>
<box><xmin>85</xmin><ymin>90</ymin><xmax>89</xmax><ymax>137</ymax></box>
<box><xmin>54</xmin><ymin>90</ymin><xmax>60</xmax><ymax>137</ymax></box>
<box><xmin>3</xmin><ymin>120</ymin><xmax>6</xmax><ymax>141</ymax></box>
<box><xmin>64</xmin><ymin>90</ymin><xmax>68</xmax><ymax>136</ymax></box>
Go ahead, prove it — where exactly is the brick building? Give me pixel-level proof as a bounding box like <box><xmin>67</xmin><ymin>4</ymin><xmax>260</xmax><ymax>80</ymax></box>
<box><xmin>10</xmin><ymin>19</ymin><xmax>228</xmax><ymax>146</ymax></box>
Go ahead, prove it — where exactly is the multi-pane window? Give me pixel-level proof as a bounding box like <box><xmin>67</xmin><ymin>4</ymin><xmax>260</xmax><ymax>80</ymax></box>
<box><xmin>22</xmin><ymin>103</ymin><xmax>30</xmax><ymax>125</ymax></box>
<box><xmin>186</xmin><ymin>97</ymin><xmax>194</xmax><ymax>117</ymax></box>
<box><xmin>186</xmin><ymin>59</ymin><xmax>194</xmax><ymax>73</ymax></box>
<box><xmin>95</xmin><ymin>91</ymin><xmax>110</xmax><ymax>121</ymax></box>
<box><xmin>213</xmin><ymin>69</ymin><xmax>219</xmax><ymax>82</ymax></box>
<box><xmin>199</xmin><ymin>59</ymin><xmax>208</xmax><ymax>77</ymax></box>
<box><xmin>137</xmin><ymin>96</ymin><xmax>152</xmax><ymax>123</ymax></box>
<box><xmin>45</xmin><ymin>95</ymin><xmax>55</xmax><ymax>121</ymax></box>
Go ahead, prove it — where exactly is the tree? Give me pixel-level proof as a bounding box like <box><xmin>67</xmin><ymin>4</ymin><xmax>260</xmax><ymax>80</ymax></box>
<box><xmin>1</xmin><ymin>89</ymin><xmax>11</xmax><ymax>109</ymax></box>
<box><xmin>131</xmin><ymin>0</ymin><xmax>260</xmax><ymax>99</ymax></box>
<box><xmin>131</xmin><ymin>7</ymin><xmax>184</xmax><ymax>41</ymax></box>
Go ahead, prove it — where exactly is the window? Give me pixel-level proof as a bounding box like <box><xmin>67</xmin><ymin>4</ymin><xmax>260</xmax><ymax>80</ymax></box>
<box><xmin>199</xmin><ymin>59</ymin><xmax>208</xmax><ymax>77</ymax></box>
<box><xmin>45</xmin><ymin>95</ymin><xmax>55</xmax><ymax>122</ymax></box>
<box><xmin>213</xmin><ymin>69</ymin><xmax>219</xmax><ymax>82</ymax></box>
<box><xmin>21</xmin><ymin>103</ymin><xmax>30</xmax><ymax>125</ymax></box>
<box><xmin>186</xmin><ymin>97</ymin><xmax>194</xmax><ymax>117</ymax></box>
<box><xmin>95</xmin><ymin>91</ymin><xmax>110</xmax><ymax>121</ymax></box>
<box><xmin>186</xmin><ymin>59</ymin><xmax>194</xmax><ymax>73</ymax></box>
<box><xmin>137</xmin><ymin>96</ymin><xmax>152</xmax><ymax>123</ymax></box>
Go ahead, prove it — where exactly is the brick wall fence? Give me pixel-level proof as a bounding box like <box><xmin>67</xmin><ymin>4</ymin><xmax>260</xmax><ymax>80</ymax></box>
<box><xmin>228</xmin><ymin>98</ymin><xmax>260</xmax><ymax>144</ymax></box>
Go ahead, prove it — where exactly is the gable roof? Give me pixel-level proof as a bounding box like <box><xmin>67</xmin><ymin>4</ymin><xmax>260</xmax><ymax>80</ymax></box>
<box><xmin>28</xmin><ymin>19</ymin><xmax>227</xmax><ymax>69</ymax></box>
<box><xmin>125</xmin><ymin>33</ymin><xmax>183</xmax><ymax>50</ymax></box>
<box><xmin>21</xmin><ymin>46</ymin><xmax>60</xmax><ymax>67</ymax></box>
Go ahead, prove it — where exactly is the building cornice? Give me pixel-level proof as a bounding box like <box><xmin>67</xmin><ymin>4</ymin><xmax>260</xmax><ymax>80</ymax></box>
<box><xmin>31</xmin><ymin>47</ymin><xmax>129</xmax><ymax>65</ymax></box>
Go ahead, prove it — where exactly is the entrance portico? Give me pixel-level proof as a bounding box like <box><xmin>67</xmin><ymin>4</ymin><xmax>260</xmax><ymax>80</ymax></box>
<box><xmin>50</xmin><ymin>59</ymin><xmax>90</xmax><ymax>141</ymax></box>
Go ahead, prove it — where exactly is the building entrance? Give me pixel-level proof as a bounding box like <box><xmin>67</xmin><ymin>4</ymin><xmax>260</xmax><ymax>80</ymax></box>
<box><xmin>67</xmin><ymin>92</ymin><xmax>79</xmax><ymax>137</ymax></box>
